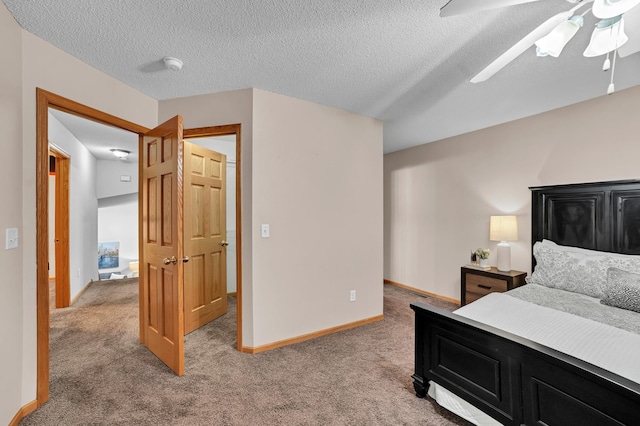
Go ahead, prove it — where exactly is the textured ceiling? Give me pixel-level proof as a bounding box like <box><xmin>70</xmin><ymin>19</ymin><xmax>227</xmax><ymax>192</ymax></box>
<box><xmin>5</xmin><ymin>0</ymin><xmax>640</xmax><ymax>153</ymax></box>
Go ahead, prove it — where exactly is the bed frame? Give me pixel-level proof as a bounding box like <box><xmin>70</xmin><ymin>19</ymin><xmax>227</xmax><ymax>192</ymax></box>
<box><xmin>412</xmin><ymin>180</ymin><xmax>640</xmax><ymax>425</ymax></box>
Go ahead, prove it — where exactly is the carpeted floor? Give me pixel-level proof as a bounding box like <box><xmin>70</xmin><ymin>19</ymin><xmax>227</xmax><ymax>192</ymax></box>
<box><xmin>23</xmin><ymin>280</ymin><xmax>471</xmax><ymax>425</ymax></box>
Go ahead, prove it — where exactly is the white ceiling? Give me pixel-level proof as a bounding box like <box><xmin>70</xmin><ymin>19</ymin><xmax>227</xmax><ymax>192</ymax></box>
<box><xmin>7</xmin><ymin>0</ymin><xmax>640</xmax><ymax>153</ymax></box>
<box><xmin>50</xmin><ymin>109</ymin><xmax>139</xmax><ymax>162</ymax></box>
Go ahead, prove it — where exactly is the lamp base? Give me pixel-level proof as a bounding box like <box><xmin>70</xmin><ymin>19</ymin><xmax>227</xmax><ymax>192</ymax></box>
<box><xmin>496</xmin><ymin>242</ymin><xmax>511</xmax><ymax>272</ymax></box>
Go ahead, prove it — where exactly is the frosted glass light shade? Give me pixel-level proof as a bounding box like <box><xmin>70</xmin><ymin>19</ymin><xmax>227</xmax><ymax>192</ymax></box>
<box><xmin>584</xmin><ymin>16</ymin><xmax>629</xmax><ymax>57</ymax></box>
<box><xmin>535</xmin><ymin>16</ymin><xmax>583</xmax><ymax>57</ymax></box>
<box><xmin>111</xmin><ymin>149</ymin><xmax>130</xmax><ymax>159</ymax></box>
<box><xmin>490</xmin><ymin>215</ymin><xmax>519</xmax><ymax>242</ymax></box>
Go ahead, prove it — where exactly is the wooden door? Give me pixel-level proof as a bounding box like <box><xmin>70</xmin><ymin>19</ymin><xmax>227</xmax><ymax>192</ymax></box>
<box><xmin>49</xmin><ymin>150</ymin><xmax>70</xmax><ymax>308</ymax></box>
<box><xmin>183</xmin><ymin>141</ymin><xmax>228</xmax><ymax>334</ymax></box>
<box><xmin>140</xmin><ymin>116</ymin><xmax>185</xmax><ymax>376</ymax></box>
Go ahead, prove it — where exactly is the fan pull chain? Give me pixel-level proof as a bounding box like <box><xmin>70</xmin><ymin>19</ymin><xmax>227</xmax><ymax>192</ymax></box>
<box><xmin>607</xmin><ymin>48</ymin><xmax>617</xmax><ymax>95</ymax></box>
<box><xmin>603</xmin><ymin>52</ymin><xmax>611</xmax><ymax>71</ymax></box>
<box><xmin>607</xmin><ymin>17</ymin><xmax>623</xmax><ymax>95</ymax></box>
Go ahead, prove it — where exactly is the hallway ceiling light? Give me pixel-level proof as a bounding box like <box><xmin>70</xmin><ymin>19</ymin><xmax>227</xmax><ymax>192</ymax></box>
<box><xmin>110</xmin><ymin>149</ymin><xmax>130</xmax><ymax>159</ymax></box>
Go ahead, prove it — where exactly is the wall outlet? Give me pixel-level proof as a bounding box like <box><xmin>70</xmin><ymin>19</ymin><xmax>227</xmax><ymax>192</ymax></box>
<box><xmin>350</xmin><ymin>290</ymin><xmax>356</xmax><ymax>302</ymax></box>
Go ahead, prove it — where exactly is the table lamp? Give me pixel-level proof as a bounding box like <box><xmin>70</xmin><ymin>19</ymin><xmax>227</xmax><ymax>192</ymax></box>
<box><xmin>490</xmin><ymin>215</ymin><xmax>518</xmax><ymax>272</ymax></box>
<box><xmin>129</xmin><ymin>261</ymin><xmax>139</xmax><ymax>278</ymax></box>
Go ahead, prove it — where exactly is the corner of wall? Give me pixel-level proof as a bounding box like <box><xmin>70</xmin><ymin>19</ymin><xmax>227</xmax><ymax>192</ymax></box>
<box><xmin>0</xmin><ymin>2</ymin><xmax>26</xmax><ymax>424</ymax></box>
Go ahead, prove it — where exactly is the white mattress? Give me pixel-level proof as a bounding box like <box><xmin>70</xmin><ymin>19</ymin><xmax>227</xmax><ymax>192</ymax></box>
<box><xmin>428</xmin><ymin>292</ymin><xmax>640</xmax><ymax>425</ymax></box>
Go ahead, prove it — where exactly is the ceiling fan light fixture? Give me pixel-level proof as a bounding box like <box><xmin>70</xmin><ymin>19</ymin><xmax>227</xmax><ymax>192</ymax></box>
<box><xmin>593</xmin><ymin>0</ymin><xmax>640</xmax><ymax>19</ymax></box>
<box><xmin>583</xmin><ymin>16</ymin><xmax>628</xmax><ymax>57</ymax></box>
<box><xmin>535</xmin><ymin>15</ymin><xmax>584</xmax><ymax>57</ymax></box>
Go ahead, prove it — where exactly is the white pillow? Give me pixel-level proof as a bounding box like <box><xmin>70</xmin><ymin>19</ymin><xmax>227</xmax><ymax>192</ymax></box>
<box><xmin>528</xmin><ymin>240</ymin><xmax>640</xmax><ymax>298</ymax></box>
<box><xmin>109</xmin><ymin>273</ymin><xmax>126</xmax><ymax>280</ymax></box>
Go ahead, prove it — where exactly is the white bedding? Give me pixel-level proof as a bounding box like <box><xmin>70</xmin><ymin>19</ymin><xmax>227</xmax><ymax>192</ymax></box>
<box><xmin>428</xmin><ymin>291</ymin><xmax>640</xmax><ymax>425</ymax></box>
<box><xmin>453</xmin><ymin>292</ymin><xmax>640</xmax><ymax>384</ymax></box>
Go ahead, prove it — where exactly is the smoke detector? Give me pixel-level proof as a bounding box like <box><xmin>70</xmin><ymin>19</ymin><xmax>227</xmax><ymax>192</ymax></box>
<box><xmin>163</xmin><ymin>57</ymin><xmax>184</xmax><ymax>71</ymax></box>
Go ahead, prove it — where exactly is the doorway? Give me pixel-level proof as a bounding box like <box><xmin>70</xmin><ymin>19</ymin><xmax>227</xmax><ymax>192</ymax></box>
<box><xmin>35</xmin><ymin>89</ymin><xmax>243</xmax><ymax>405</ymax></box>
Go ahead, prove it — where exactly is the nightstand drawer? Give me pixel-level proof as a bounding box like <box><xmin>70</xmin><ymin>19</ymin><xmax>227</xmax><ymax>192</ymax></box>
<box><xmin>460</xmin><ymin>266</ymin><xmax>527</xmax><ymax>306</ymax></box>
<box><xmin>466</xmin><ymin>274</ymin><xmax>507</xmax><ymax>295</ymax></box>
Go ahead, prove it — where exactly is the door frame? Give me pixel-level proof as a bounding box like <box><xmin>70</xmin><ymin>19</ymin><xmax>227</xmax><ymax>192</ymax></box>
<box><xmin>183</xmin><ymin>126</ymin><xmax>242</xmax><ymax>348</ymax></box>
<box><xmin>35</xmin><ymin>88</ymin><xmax>244</xmax><ymax>405</ymax></box>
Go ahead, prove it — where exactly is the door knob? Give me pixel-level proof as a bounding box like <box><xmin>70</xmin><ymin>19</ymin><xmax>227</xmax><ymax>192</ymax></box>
<box><xmin>221</xmin><ymin>241</ymin><xmax>229</xmax><ymax>247</ymax></box>
<box><xmin>163</xmin><ymin>256</ymin><xmax>189</xmax><ymax>265</ymax></box>
<box><xmin>163</xmin><ymin>256</ymin><xmax>177</xmax><ymax>265</ymax></box>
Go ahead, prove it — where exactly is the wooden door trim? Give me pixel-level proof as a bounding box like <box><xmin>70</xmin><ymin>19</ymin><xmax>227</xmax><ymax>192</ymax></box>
<box><xmin>184</xmin><ymin>125</ymin><xmax>243</xmax><ymax>351</ymax></box>
<box><xmin>48</xmin><ymin>149</ymin><xmax>70</xmax><ymax>308</ymax></box>
<box><xmin>35</xmin><ymin>88</ymin><xmax>150</xmax><ymax>405</ymax></box>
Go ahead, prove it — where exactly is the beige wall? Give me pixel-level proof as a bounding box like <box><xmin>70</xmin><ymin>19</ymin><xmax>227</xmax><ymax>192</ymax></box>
<box><xmin>160</xmin><ymin>89</ymin><xmax>384</xmax><ymax>348</ymax></box>
<box><xmin>0</xmin><ymin>3</ymin><xmax>24</xmax><ymax>424</ymax></box>
<box><xmin>18</xmin><ymin>23</ymin><xmax>158</xmax><ymax>413</ymax></box>
<box><xmin>384</xmin><ymin>85</ymin><xmax>640</xmax><ymax>302</ymax></box>
<box><xmin>251</xmin><ymin>89</ymin><xmax>383</xmax><ymax>347</ymax></box>
<box><xmin>5</xmin><ymin>24</ymin><xmax>383</xmax><ymax>415</ymax></box>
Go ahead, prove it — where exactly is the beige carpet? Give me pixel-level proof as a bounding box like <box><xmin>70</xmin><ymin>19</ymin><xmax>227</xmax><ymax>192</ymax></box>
<box><xmin>23</xmin><ymin>279</ymin><xmax>471</xmax><ymax>425</ymax></box>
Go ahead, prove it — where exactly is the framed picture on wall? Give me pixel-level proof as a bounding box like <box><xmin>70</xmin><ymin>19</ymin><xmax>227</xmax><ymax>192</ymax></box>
<box><xmin>98</xmin><ymin>241</ymin><xmax>120</xmax><ymax>269</ymax></box>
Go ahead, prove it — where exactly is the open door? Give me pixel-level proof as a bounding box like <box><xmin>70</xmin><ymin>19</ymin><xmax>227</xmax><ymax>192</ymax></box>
<box><xmin>140</xmin><ymin>115</ymin><xmax>186</xmax><ymax>375</ymax></box>
<box><xmin>183</xmin><ymin>141</ymin><xmax>228</xmax><ymax>335</ymax></box>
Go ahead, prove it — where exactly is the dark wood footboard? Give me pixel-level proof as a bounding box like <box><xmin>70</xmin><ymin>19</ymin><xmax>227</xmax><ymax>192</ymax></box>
<box><xmin>411</xmin><ymin>302</ymin><xmax>640</xmax><ymax>426</ymax></box>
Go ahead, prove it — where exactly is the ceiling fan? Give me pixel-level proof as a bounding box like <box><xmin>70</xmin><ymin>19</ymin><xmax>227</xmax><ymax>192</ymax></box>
<box><xmin>441</xmin><ymin>0</ymin><xmax>640</xmax><ymax>94</ymax></box>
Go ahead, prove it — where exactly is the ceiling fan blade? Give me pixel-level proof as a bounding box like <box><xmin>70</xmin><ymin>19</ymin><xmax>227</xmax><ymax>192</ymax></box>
<box><xmin>440</xmin><ymin>0</ymin><xmax>540</xmax><ymax>17</ymax></box>
<box><xmin>619</xmin><ymin>6</ymin><xmax>640</xmax><ymax>57</ymax></box>
<box><xmin>593</xmin><ymin>0</ymin><xmax>640</xmax><ymax>19</ymax></box>
<box><xmin>471</xmin><ymin>3</ymin><xmax>590</xmax><ymax>83</ymax></box>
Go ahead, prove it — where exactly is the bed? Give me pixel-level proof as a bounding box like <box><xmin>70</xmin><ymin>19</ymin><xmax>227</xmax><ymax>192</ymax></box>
<box><xmin>411</xmin><ymin>180</ymin><xmax>640</xmax><ymax>426</ymax></box>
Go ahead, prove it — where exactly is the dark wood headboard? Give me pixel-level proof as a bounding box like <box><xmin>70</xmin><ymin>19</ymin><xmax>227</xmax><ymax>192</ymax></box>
<box><xmin>530</xmin><ymin>180</ymin><xmax>640</xmax><ymax>267</ymax></box>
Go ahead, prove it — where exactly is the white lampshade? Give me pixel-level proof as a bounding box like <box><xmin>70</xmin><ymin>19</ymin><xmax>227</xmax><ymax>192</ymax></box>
<box><xmin>129</xmin><ymin>261</ymin><xmax>139</xmax><ymax>277</ymax></box>
<box><xmin>490</xmin><ymin>215</ymin><xmax>518</xmax><ymax>242</ymax></box>
<box><xmin>584</xmin><ymin>16</ymin><xmax>629</xmax><ymax>57</ymax></box>
<box><xmin>490</xmin><ymin>215</ymin><xmax>518</xmax><ymax>272</ymax></box>
<box><xmin>535</xmin><ymin>15</ymin><xmax>584</xmax><ymax>57</ymax></box>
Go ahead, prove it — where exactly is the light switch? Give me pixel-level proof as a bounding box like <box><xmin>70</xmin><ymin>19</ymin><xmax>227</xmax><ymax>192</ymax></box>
<box><xmin>6</xmin><ymin>228</ymin><xmax>18</xmax><ymax>250</ymax></box>
<box><xmin>261</xmin><ymin>224</ymin><xmax>270</xmax><ymax>238</ymax></box>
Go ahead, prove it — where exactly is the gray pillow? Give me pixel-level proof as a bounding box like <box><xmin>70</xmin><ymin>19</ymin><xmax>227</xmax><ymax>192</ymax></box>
<box><xmin>601</xmin><ymin>268</ymin><xmax>640</xmax><ymax>313</ymax></box>
<box><xmin>528</xmin><ymin>240</ymin><xmax>640</xmax><ymax>299</ymax></box>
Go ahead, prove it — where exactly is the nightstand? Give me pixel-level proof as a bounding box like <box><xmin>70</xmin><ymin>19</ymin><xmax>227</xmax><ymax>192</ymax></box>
<box><xmin>461</xmin><ymin>266</ymin><xmax>527</xmax><ymax>306</ymax></box>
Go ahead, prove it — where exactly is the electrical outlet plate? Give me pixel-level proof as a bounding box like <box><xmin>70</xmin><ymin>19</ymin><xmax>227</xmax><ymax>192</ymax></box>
<box><xmin>350</xmin><ymin>290</ymin><xmax>356</xmax><ymax>302</ymax></box>
<box><xmin>261</xmin><ymin>224</ymin><xmax>270</xmax><ymax>238</ymax></box>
